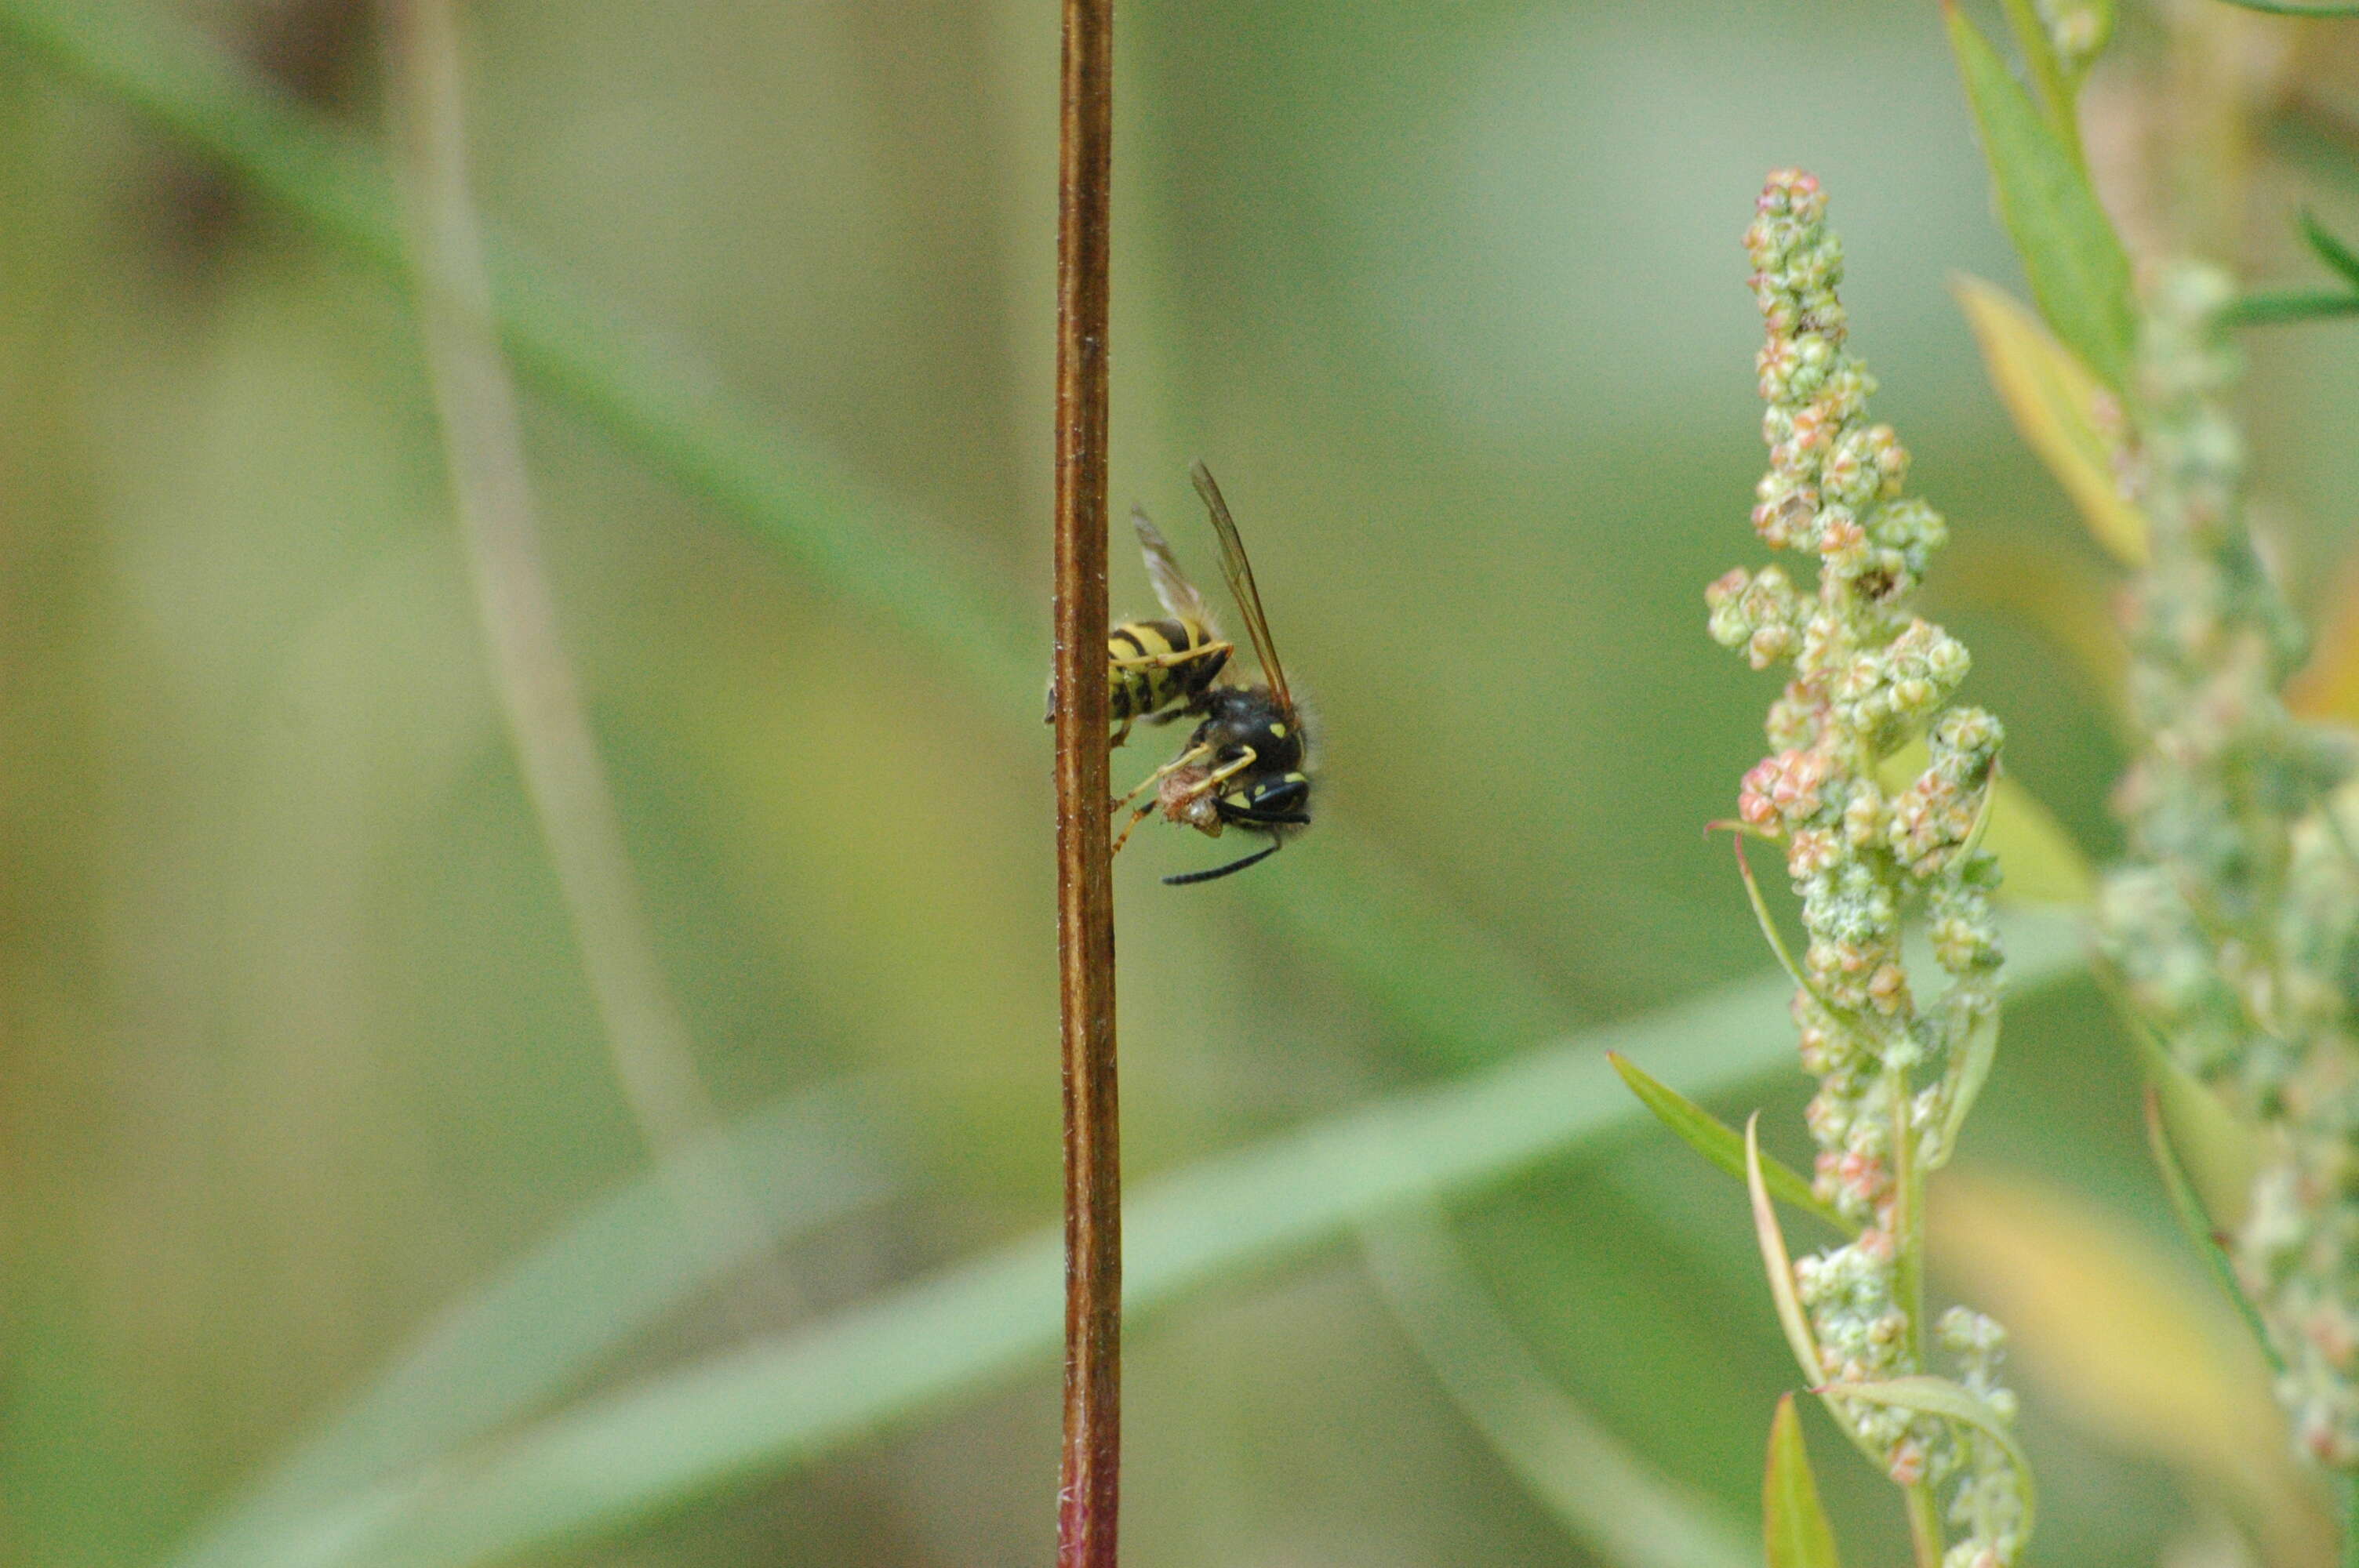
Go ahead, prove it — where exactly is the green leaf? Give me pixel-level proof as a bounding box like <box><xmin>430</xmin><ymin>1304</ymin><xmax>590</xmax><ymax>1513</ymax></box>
<box><xmin>1608</xmin><ymin>1052</ymin><xmax>1854</xmax><ymax>1234</ymax></box>
<box><xmin>2208</xmin><ymin>0</ymin><xmax>2359</xmax><ymax>13</ymax></box>
<box><xmin>1928</xmin><ymin>992</ymin><xmax>2001</xmax><ymax>1171</ymax></box>
<box><xmin>1831</xmin><ymin>1376</ymin><xmax>2037</xmax><ymax>1544</ymax></box>
<box><xmin>1945</xmin><ymin>1</ymin><xmax>2138</xmax><ymax>388</ymax></box>
<box><xmin>2219</xmin><ymin>289</ymin><xmax>2359</xmax><ymax>329</ymax></box>
<box><xmin>1995</xmin><ymin>0</ymin><xmax>2082</xmax><ymax>161</ymax></box>
<box><xmin>1952</xmin><ymin>274</ymin><xmax>2148</xmax><ymax>569</ymax></box>
<box><xmin>1725</xmin><ymin>829</ymin><xmax>1821</xmax><ymax>1002</ymax></box>
<box><xmin>1747</xmin><ymin>1115</ymin><xmax>1827</xmax><ymax>1387</ymax></box>
<box><xmin>2302</xmin><ymin>209</ymin><xmax>2359</xmax><ymax>289</ymax></box>
<box><xmin>1763</xmin><ymin>1395</ymin><xmax>1843</xmax><ymax>1568</ymax></box>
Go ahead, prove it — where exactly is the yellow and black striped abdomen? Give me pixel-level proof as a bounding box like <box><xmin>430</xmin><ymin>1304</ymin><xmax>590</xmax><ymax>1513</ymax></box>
<box><xmin>1110</xmin><ymin>617</ymin><xmax>1227</xmax><ymax>722</ymax></box>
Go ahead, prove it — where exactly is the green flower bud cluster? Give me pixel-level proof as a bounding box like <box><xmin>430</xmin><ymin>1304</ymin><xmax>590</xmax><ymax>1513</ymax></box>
<box><xmin>2033</xmin><ymin>0</ymin><xmax>2110</xmax><ymax>76</ymax></box>
<box><xmin>1934</xmin><ymin>1308</ymin><xmax>2025</xmax><ymax>1568</ymax></box>
<box><xmin>1714</xmin><ymin>170</ymin><xmax>2024</xmax><ymax>1561</ymax></box>
<box><xmin>2098</xmin><ymin>261</ymin><xmax>2359</xmax><ymax>1468</ymax></box>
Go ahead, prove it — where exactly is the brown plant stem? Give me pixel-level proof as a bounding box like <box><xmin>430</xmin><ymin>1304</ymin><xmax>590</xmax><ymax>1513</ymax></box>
<box><xmin>1052</xmin><ymin>0</ymin><xmax>1119</xmax><ymax>1564</ymax></box>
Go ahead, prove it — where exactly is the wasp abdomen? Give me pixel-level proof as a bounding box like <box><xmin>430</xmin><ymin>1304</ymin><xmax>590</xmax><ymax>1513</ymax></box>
<box><xmin>1110</xmin><ymin>617</ymin><xmax>1227</xmax><ymax>722</ymax></box>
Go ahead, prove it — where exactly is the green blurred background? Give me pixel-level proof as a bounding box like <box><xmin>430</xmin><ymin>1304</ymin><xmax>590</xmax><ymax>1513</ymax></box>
<box><xmin>0</xmin><ymin>0</ymin><xmax>2350</xmax><ymax>1563</ymax></box>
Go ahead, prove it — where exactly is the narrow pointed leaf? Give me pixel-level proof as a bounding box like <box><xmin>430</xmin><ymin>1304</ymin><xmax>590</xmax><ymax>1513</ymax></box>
<box><xmin>1995</xmin><ymin>0</ymin><xmax>2081</xmax><ymax>159</ymax></box>
<box><xmin>1930</xmin><ymin>995</ymin><xmax>2002</xmax><ymax>1171</ymax></box>
<box><xmin>2210</xmin><ymin>0</ymin><xmax>2359</xmax><ymax>13</ymax></box>
<box><xmin>2302</xmin><ymin>210</ymin><xmax>2359</xmax><ymax>290</ymax></box>
<box><xmin>1610</xmin><ymin>1053</ymin><xmax>1854</xmax><ymax>1234</ymax></box>
<box><xmin>2220</xmin><ymin>289</ymin><xmax>2359</xmax><ymax>328</ymax></box>
<box><xmin>1728</xmin><ymin>833</ymin><xmax>1823</xmax><ymax>1003</ymax></box>
<box><xmin>1954</xmin><ymin>274</ymin><xmax>2146</xmax><ymax>568</ymax></box>
<box><xmin>1747</xmin><ymin>1116</ymin><xmax>1827</xmax><ymax>1385</ymax></box>
<box><xmin>1831</xmin><ymin>1376</ymin><xmax>2038</xmax><ymax>1543</ymax></box>
<box><xmin>1764</xmin><ymin>1395</ymin><xmax>1843</xmax><ymax>1568</ymax></box>
<box><xmin>1945</xmin><ymin>2</ymin><xmax>2137</xmax><ymax>387</ymax></box>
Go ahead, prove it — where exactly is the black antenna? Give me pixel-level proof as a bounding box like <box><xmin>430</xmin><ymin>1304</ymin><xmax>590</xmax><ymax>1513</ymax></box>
<box><xmin>1163</xmin><ymin>842</ymin><xmax>1281</xmax><ymax>886</ymax></box>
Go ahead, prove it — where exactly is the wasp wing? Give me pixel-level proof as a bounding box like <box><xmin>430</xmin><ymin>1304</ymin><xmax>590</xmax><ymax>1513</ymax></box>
<box><xmin>1132</xmin><ymin>505</ymin><xmax>1216</xmax><ymax>629</ymax></box>
<box><xmin>1189</xmin><ymin>461</ymin><xmax>1290</xmax><ymax>712</ymax></box>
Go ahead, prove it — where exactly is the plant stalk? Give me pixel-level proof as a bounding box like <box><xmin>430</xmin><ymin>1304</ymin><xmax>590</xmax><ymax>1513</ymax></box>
<box><xmin>1052</xmin><ymin>0</ymin><xmax>1120</xmax><ymax>1563</ymax></box>
<box><xmin>1905</xmin><ymin>1481</ymin><xmax>1944</xmax><ymax>1568</ymax></box>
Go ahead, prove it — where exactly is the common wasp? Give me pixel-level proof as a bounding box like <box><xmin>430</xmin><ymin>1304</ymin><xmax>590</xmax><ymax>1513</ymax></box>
<box><xmin>1109</xmin><ymin>462</ymin><xmax>1312</xmax><ymax>886</ymax></box>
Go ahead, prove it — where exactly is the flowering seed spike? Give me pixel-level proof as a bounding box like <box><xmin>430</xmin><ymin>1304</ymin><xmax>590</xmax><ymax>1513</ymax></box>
<box><xmin>2098</xmin><ymin>263</ymin><xmax>2359</xmax><ymax>1472</ymax></box>
<box><xmin>1711</xmin><ymin>171</ymin><xmax>2028</xmax><ymax>1567</ymax></box>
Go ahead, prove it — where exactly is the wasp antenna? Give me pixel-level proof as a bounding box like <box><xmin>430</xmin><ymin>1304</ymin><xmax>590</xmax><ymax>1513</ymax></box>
<box><xmin>1163</xmin><ymin>842</ymin><xmax>1281</xmax><ymax>886</ymax></box>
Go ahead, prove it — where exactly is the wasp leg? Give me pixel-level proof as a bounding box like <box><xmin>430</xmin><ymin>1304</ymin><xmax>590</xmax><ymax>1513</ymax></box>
<box><xmin>1109</xmin><ymin>745</ymin><xmax>1213</xmax><ymax>856</ymax></box>
<box><xmin>1169</xmin><ymin>746</ymin><xmax>1258</xmax><ymax>804</ymax></box>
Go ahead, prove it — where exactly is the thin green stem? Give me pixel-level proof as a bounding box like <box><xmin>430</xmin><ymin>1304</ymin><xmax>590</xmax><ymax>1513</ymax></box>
<box><xmin>1905</xmin><ymin>1482</ymin><xmax>1945</xmax><ymax>1568</ymax></box>
<box><xmin>1889</xmin><ymin>1065</ymin><xmax>1927</xmax><ymax>1369</ymax></box>
<box><xmin>2213</xmin><ymin>0</ymin><xmax>2359</xmax><ymax>15</ymax></box>
<box><xmin>2221</xmin><ymin>288</ymin><xmax>2359</xmax><ymax>328</ymax></box>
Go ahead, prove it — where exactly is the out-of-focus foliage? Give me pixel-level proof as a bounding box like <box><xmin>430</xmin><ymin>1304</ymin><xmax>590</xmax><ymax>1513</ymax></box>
<box><xmin>0</xmin><ymin>1</ymin><xmax>2350</xmax><ymax>1566</ymax></box>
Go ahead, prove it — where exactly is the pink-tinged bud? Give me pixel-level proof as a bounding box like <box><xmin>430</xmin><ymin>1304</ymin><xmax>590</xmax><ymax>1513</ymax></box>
<box><xmin>1885</xmin><ymin>1439</ymin><xmax>1926</xmax><ymax>1486</ymax></box>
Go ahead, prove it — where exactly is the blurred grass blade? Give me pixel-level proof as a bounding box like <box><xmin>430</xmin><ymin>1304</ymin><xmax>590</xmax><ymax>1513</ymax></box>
<box><xmin>1830</xmin><ymin>1376</ymin><xmax>2037</xmax><ymax>1541</ymax></box>
<box><xmin>215</xmin><ymin>910</ymin><xmax>2088</xmax><ymax>1568</ymax></box>
<box><xmin>2142</xmin><ymin>1089</ymin><xmax>2278</xmax><ymax>1370</ymax></box>
<box><xmin>1944</xmin><ymin>0</ymin><xmax>2137</xmax><ymax>388</ymax></box>
<box><xmin>174</xmin><ymin>1085</ymin><xmax>896</xmax><ymax>1568</ymax></box>
<box><xmin>2119</xmin><ymin>1007</ymin><xmax>2258</xmax><ymax>1228</ymax></box>
<box><xmin>2302</xmin><ymin>209</ymin><xmax>2359</xmax><ymax>289</ymax></box>
<box><xmin>0</xmin><ymin>0</ymin><xmax>1576</xmax><ymax>1086</ymax></box>
<box><xmin>0</xmin><ymin>0</ymin><xmax>1036</xmax><ymax>692</ymax></box>
<box><xmin>1764</xmin><ymin>1394</ymin><xmax>1842</xmax><ymax>1568</ymax></box>
<box><xmin>1953</xmin><ymin>274</ymin><xmax>2147</xmax><ymax>568</ymax></box>
<box><xmin>1359</xmin><ymin>1210</ymin><xmax>1756</xmax><ymax>1568</ymax></box>
<box><xmin>1747</xmin><ymin>1115</ymin><xmax>1826</xmax><ymax>1386</ymax></box>
<box><xmin>1608</xmin><ymin>1052</ymin><xmax>1854</xmax><ymax>1234</ymax></box>
<box><xmin>1929</xmin><ymin>1170</ymin><xmax>2329</xmax><ymax>1564</ymax></box>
